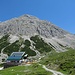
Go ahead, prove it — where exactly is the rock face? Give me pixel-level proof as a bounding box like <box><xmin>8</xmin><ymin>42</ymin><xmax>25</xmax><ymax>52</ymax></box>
<box><xmin>0</xmin><ymin>14</ymin><xmax>75</xmax><ymax>52</ymax></box>
<box><xmin>0</xmin><ymin>14</ymin><xmax>68</xmax><ymax>38</ymax></box>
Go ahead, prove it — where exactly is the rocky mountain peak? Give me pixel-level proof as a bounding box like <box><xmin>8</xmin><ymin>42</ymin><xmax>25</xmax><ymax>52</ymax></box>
<box><xmin>20</xmin><ymin>14</ymin><xmax>39</xmax><ymax>19</ymax></box>
<box><xmin>0</xmin><ymin>14</ymin><xmax>69</xmax><ymax>38</ymax></box>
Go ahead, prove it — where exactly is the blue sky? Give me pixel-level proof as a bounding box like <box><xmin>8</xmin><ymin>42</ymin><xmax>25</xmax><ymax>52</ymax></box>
<box><xmin>0</xmin><ymin>0</ymin><xmax>75</xmax><ymax>34</ymax></box>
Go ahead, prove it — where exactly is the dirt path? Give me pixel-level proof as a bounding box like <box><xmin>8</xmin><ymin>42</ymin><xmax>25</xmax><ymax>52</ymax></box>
<box><xmin>1</xmin><ymin>44</ymin><xmax>11</xmax><ymax>53</ymax></box>
<box><xmin>0</xmin><ymin>44</ymin><xmax>11</xmax><ymax>63</ymax></box>
<box><xmin>43</xmin><ymin>65</ymin><xmax>64</xmax><ymax>75</ymax></box>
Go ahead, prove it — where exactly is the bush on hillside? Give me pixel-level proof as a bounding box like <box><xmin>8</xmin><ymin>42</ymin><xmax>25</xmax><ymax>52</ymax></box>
<box><xmin>30</xmin><ymin>35</ymin><xmax>54</xmax><ymax>53</ymax></box>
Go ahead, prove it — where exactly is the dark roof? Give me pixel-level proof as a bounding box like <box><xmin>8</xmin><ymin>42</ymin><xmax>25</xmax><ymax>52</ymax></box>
<box><xmin>7</xmin><ymin>52</ymin><xmax>25</xmax><ymax>61</ymax></box>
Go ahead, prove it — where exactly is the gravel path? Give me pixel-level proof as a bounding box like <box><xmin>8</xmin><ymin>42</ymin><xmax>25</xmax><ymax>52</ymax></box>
<box><xmin>43</xmin><ymin>65</ymin><xmax>64</xmax><ymax>75</ymax></box>
<box><xmin>0</xmin><ymin>67</ymin><xmax>3</xmax><ymax>70</ymax></box>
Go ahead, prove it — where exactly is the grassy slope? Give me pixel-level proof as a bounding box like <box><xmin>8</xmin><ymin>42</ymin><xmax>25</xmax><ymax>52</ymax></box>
<box><xmin>0</xmin><ymin>64</ymin><xmax>52</xmax><ymax>75</ymax></box>
<box><xmin>40</xmin><ymin>49</ymin><xmax>75</xmax><ymax>75</ymax></box>
<box><xmin>0</xmin><ymin>35</ymin><xmax>75</xmax><ymax>75</ymax></box>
